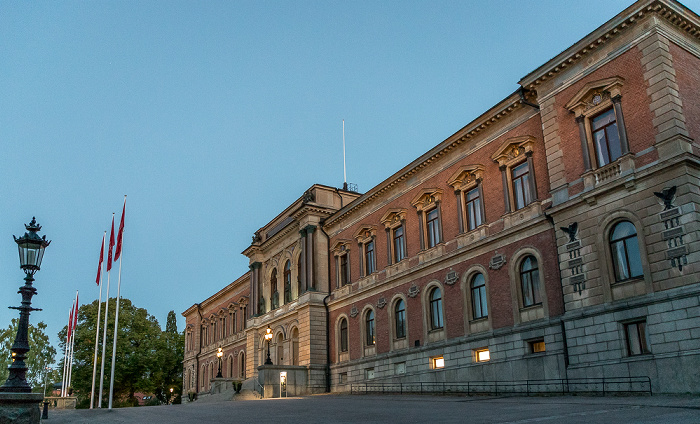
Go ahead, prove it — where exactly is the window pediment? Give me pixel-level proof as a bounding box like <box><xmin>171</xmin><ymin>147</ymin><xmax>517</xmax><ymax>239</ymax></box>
<box><xmin>353</xmin><ymin>226</ymin><xmax>377</xmax><ymax>243</ymax></box>
<box><xmin>565</xmin><ymin>76</ymin><xmax>625</xmax><ymax>116</ymax></box>
<box><xmin>238</xmin><ymin>296</ymin><xmax>248</xmax><ymax>307</ymax></box>
<box><xmin>491</xmin><ymin>136</ymin><xmax>536</xmax><ymax>168</ymax></box>
<box><xmin>332</xmin><ymin>239</ymin><xmax>352</xmax><ymax>255</ymax></box>
<box><xmin>380</xmin><ymin>209</ymin><xmax>407</xmax><ymax>229</ymax></box>
<box><xmin>447</xmin><ymin>165</ymin><xmax>485</xmax><ymax>191</ymax></box>
<box><xmin>410</xmin><ymin>188</ymin><xmax>443</xmax><ymax>212</ymax></box>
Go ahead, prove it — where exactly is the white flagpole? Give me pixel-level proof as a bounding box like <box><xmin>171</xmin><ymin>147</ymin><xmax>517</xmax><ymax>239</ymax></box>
<box><xmin>98</xmin><ymin>213</ymin><xmax>114</xmax><ymax>409</ymax></box>
<box><xmin>61</xmin><ymin>320</ymin><xmax>69</xmax><ymax>397</ymax></box>
<box><xmin>343</xmin><ymin>119</ymin><xmax>347</xmax><ymax>187</ymax></box>
<box><xmin>67</xmin><ymin>291</ymin><xmax>78</xmax><ymax>393</ymax></box>
<box><xmin>90</xmin><ymin>232</ymin><xmax>106</xmax><ymax>409</ymax></box>
<box><xmin>108</xmin><ymin>240</ymin><xmax>123</xmax><ymax>409</ymax></box>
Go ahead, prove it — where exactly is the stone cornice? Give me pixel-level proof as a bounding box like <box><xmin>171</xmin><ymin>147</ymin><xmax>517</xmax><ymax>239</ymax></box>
<box><xmin>519</xmin><ymin>0</ymin><xmax>700</xmax><ymax>90</ymax></box>
<box><xmin>324</xmin><ymin>91</ymin><xmax>529</xmax><ymax>227</ymax></box>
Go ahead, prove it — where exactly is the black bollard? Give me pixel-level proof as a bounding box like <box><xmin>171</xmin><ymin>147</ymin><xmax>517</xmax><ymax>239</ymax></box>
<box><xmin>42</xmin><ymin>401</ymin><xmax>49</xmax><ymax>419</ymax></box>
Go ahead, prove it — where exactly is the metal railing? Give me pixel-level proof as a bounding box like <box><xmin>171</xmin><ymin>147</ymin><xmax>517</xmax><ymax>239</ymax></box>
<box><xmin>351</xmin><ymin>376</ymin><xmax>652</xmax><ymax>396</ymax></box>
<box><xmin>254</xmin><ymin>380</ymin><xmax>264</xmax><ymax>398</ymax></box>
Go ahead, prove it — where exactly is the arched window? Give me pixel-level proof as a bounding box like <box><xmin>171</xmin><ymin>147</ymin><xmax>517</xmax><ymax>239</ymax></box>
<box><xmin>471</xmin><ymin>273</ymin><xmax>488</xmax><ymax>319</ymax></box>
<box><xmin>339</xmin><ymin>318</ymin><xmax>348</xmax><ymax>352</ymax></box>
<box><xmin>239</xmin><ymin>352</ymin><xmax>246</xmax><ymax>379</ymax></box>
<box><xmin>394</xmin><ymin>299</ymin><xmax>406</xmax><ymax>339</ymax></box>
<box><xmin>429</xmin><ymin>288</ymin><xmax>443</xmax><ymax>330</ymax></box>
<box><xmin>229</xmin><ymin>356</ymin><xmax>234</xmax><ymax>378</ymax></box>
<box><xmin>291</xmin><ymin>328</ymin><xmax>299</xmax><ymax>365</ymax></box>
<box><xmin>365</xmin><ymin>310</ymin><xmax>375</xmax><ymax>346</ymax></box>
<box><xmin>270</xmin><ymin>268</ymin><xmax>278</xmax><ymax>309</ymax></box>
<box><xmin>284</xmin><ymin>260</ymin><xmax>292</xmax><ymax>303</ymax></box>
<box><xmin>520</xmin><ymin>256</ymin><xmax>541</xmax><ymax>307</ymax></box>
<box><xmin>610</xmin><ymin>221</ymin><xmax>643</xmax><ymax>282</ymax></box>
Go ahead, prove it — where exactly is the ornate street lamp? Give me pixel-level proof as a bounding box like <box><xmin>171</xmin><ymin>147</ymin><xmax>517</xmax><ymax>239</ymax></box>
<box><xmin>0</xmin><ymin>218</ymin><xmax>50</xmax><ymax>393</ymax></box>
<box><xmin>264</xmin><ymin>326</ymin><xmax>273</xmax><ymax>365</ymax></box>
<box><xmin>216</xmin><ymin>347</ymin><xmax>223</xmax><ymax>378</ymax></box>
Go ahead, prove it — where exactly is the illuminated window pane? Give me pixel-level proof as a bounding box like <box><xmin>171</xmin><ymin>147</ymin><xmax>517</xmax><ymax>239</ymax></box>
<box><xmin>475</xmin><ymin>348</ymin><xmax>490</xmax><ymax>362</ymax></box>
<box><xmin>431</xmin><ymin>356</ymin><xmax>445</xmax><ymax>369</ymax></box>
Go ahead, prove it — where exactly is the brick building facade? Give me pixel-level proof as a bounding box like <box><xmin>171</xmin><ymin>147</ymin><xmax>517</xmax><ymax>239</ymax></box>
<box><xmin>183</xmin><ymin>0</ymin><xmax>700</xmax><ymax>395</ymax></box>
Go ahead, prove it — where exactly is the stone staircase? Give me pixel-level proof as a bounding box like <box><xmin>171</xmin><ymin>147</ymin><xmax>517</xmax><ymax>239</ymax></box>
<box><xmin>185</xmin><ymin>378</ymin><xmax>263</xmax><ymax>404</ymax></box>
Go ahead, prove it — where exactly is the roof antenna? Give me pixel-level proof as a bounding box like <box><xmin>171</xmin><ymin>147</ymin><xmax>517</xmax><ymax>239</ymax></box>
<box><xmin>342</xmin><ymin>119</ymin><xmax>348</xmax><ymax>191</ymax></box>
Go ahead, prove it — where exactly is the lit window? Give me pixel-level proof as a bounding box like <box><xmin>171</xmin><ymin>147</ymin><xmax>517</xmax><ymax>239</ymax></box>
<box><xmin>610</xmin><ymin>221</ymin><xmax>643</xmax><ymax>282</ymax></box>
<box><xmin>625</xmin><ymin>321</ymin><xmax>649</xmax><ymax>356</ymax></box>
<box><xmin>431</xmin><ymin>356</ymin><xmax>445</xmax><ymax>369</ymax></box>
<box><xmin>474</xmin><ymin>348</ymin><xmax>490</xmax><ymax>362</ymax></box>
<box><xmin>529</xmin><ymin>339</ymin><xmax>546</xmax><ymax>354</ymax></box>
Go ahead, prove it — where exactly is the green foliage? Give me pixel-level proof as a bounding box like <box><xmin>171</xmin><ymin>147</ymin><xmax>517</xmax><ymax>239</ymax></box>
<box><xmin>0</xmin><ymin>320</ymin><xmax>59</xmax><ymax>393</ymax></box>
<box><xmin>60</xmin><ymin>299</ymin><xmax>183</xmax><ymax>408</ymax></box>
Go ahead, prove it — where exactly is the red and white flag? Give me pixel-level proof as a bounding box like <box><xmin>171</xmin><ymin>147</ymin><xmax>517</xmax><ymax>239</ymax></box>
<box><xmin>114</xmin><ymin>197</ymin><xmax>126</xmax><ymax>261</ymax></box>
<box><xmin>73</xmin><ymin>292</ymin><xmax>79</xmax><ymax>330</ymax></box>
<box><xmin>96</xmin><ymin>234</ymin><xmax>105</xmax><ymax>285</ymax></box>
<box><xmin>107</xmin><ymin>215</ymin><xmax>115</xmax><ymax>272</ymax></box>
<box><xmin>67</xmin><ymin>307</ymin><xmax>74</xmax><ymax>341</ymax></box>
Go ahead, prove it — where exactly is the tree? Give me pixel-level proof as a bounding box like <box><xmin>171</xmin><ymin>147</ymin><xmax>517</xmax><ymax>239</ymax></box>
<box><xmin>61</xmin><ymin>299</ymin><xmax>183</xmax><ymax>408</ymax></box>
<box><xmin>154</xmin><ymin>311</ymin><xmax>184</xmax><ymax>404</ymax></box>
<box><xmin>0</xmin><ymin>320</ymin><xmax>59</xmax><ymax>393</ymax></box>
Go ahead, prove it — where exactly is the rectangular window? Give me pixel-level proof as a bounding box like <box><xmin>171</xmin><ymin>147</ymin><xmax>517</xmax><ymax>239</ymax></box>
<box><xmin>474</xmin><ymin>348</ymin><xmax>490</xmax><ymax>362</ymax></box>
<box><xmin>465</xmin><ymin>187</ymin><xmax>482</xmax><ymax>231</ymax></box>
<box><xmin>364</xmin><ymin>240</ymin><xmax>375</xmax><ymax>275</ymax></box>
<box><xmin>339</xmin><ymin>254</ymin><xmax>349</xmax><ymax>286</ymax></box>
<box><xmin>393</xmin><ymin>225</ymin><xmax>406</xmax><ymax>263</ymax></box>
<box><xmin>426</xmin><ymin>208</ymin><xmax>440</xmax><ymax>248</ymax></box>
<box><xmin>394</xmin><ymin>362</ymin><xmax>406</xmax><ymax>375</ymax></box>
<box><xmin>339</xmin><ymin>372</ymin><xmax>347</xmax><ymax>384</ymax></box>
<box><xmin>625</xmin><ymin>321</ymin><xmax>649</xmax><ymax>356</ymax></box>
<box><xmin>512</xmin><ymin>162</ymin><xmax>532</xmax><ymax>210</ymax></box>
<box><xmin>430</xmin><ymin>356</ymin><xmax>445</xmax><ymax>369</ymax></box>
<box><xmin>365</xmin><ymin>368</ymin><xmax>375</xmax><ymax>379</ymax></box>
<box><xmin>528</xmin><ymin>339</ymin><xmax>546</xmax><ymax>354</ymax></box>
<box><xmin>592</xmin><ymin>108</ymin><xmax>622</xmax><ymax>167</ymax></box>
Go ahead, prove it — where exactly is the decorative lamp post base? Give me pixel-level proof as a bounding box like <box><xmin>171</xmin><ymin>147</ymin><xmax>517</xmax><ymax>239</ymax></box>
<box><xmin>0</xmin><ymin>392</ymin><xmax>43</xmax><ymax>424</ymax></box>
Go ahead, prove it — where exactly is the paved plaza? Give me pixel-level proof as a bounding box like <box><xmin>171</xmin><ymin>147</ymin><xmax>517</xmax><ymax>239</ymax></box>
<box><xmin>45</xmin><ymin>394</ymin><xmax>700</xmax><ymax>423</ymax></box>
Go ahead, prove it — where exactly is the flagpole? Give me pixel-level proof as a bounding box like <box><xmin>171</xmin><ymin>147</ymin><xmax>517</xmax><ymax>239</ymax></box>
<box><xmin>99</xmin><ymin>213</ymin><xmax>115</xmax><ymax>408</ymax></box>
<box><xmin>90</xmin><ymin>233</ymin><xmax>106</xmax><ymax>409</ymax></box>
<box><xmin>61</xmin><ymin>320</ymin><xmax>69</xmax><ymax>397</ymax></box>
<box><xmin>109</xmin><ymin>196</ymin><xmax>126</xmax><ymax>410</ymax></box>
<box><xmin>67</xmin><ymin>291</ymin><xmax>78</xmax><ymax>394</ymax></box>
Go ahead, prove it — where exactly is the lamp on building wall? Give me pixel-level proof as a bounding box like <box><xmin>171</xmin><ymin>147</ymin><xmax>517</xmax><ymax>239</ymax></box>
<box><xmin>216</xmin><ymin>347</ymin><xmax>223</xmax><ymax>378</ymax></box>
<box><xmin>264</xmin><ymin>326</ymin><xmax>273</xmax><ymax>365</ymax></box>
<box><xmin>0</xmin><ymin>218</ymin><xmax>50</xmax><ymax>393</ymax></box>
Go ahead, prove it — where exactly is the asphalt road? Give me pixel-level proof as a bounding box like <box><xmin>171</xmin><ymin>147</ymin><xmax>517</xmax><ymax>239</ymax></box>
<box><xmin>45</xmin><ymin>394</ymin><xmax>700</xmax><ymax>424</ymax></box>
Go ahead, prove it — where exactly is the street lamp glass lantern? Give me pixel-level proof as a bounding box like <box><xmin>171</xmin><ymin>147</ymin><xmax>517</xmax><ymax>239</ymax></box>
<box><xmin>217</xmin><ymin>347</ymin><xmax>223</xmax><ymax>358</ymax></box>
<box><xmin>14</xmin><ymin>217</ymin><xmax>51</xmax><ymax>275</ymax></box>
<box><xmin>264</xmin><ymin>326</ymin><xmax>273</xmax><ymax>341</ymax></box>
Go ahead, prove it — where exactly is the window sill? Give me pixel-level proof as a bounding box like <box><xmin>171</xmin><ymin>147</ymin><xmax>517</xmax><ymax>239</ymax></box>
<box><xmin>503</xmin><ymin>201</ymin><xmax>542</xmax><ymax>230</ymax></box>
<box><xmin>456</xmin><ymin>225</ymin><xmax>489</xmax><ymax>249</ymax></box>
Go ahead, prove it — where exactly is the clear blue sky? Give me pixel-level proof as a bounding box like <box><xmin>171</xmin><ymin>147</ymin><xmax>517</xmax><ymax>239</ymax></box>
<box><xmin>2</xmin><ymin>1</ymin><xmax>698</xmax><ymax>363</ymax></box>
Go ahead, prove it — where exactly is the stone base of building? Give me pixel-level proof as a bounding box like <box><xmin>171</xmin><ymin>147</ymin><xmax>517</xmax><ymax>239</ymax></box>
<box><xmin>0</xmin><ymin>392</ymin><xmax>43</xmax><ymax>424</ymax></box>
<box><xmin>258</xmin><ymin>365</ymin><xmax>309</xmax><ymax>398</ymax></box>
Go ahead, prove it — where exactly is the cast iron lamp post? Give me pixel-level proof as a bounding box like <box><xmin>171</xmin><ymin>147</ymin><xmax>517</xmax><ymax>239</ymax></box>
<box><xmin>216</xmin><ymin>347</ymin><xmax>223</xmax><ymax>378</ymax></box>
<box><xmin>0</xmin><ymin>218</ymin><xmax>50</xmax><ymax>393</ymax></box>
<box><xmin>264</xmin><ymin>326</ymin><xmax>273</xmax><ymax>365</ymax></box>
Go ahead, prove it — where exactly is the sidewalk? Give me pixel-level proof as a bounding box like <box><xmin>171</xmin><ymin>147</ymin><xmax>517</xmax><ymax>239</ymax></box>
<box><xmin>45</xmin><ymin>393</ymin><xmax>700</xmax><ymax>424</ymax></box>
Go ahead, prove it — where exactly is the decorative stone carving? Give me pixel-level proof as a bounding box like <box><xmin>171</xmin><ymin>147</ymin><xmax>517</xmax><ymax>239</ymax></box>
<box><xmin>659</xmin><ymin>202</ymin><xmax>687</xmax><ymax>271</ymax></box>
<box><xmin>302</xmin><ymin>189</ymin><xmax>315</xmax><ymax>203</ymax></box>
<box><xmin>654</xmin><ymin>186</ymin><xmax>677</xmax><ymax>210</ymax></box>
<box><xmin>488</xmin><ymin>252</ymin><xmax>506</xmax><ymax>270</ymax></box>
<box><xmin>560</xmin><ymin>222</ymin><xmax>578</xmax><ymax>243</ymax></box>
<box><xmin>444</xmin><ymin>270</ymin><xmax>458</xmax><ymax>285</ymax></box>
<box><xmin>350</xmin><ymin>305</ymin><xmax>359</xmax><ymax>318</ymax></box>
<box><xmin>407</xmin><ymin>283</ymin><xmax>420</xmax><ymax>298</ymax></box>
<box><xmin>377</xmin><ymin>297</ymin><xmax>387</xmax><ymax>309</ymax></box>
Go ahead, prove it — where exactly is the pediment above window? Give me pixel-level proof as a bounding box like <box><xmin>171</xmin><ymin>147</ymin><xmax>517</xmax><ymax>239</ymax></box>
<box><xmin>332</xmin><ymin>239</ymin><xmax>352</xmax><ymax>255</ymax></box>
<box><xmin>447</xmin><ymin>165</ymin><xmax>485</xmax><ymax>190</ymax></box>
<box><xmin>565</xmin><ymin>76</ymin><xmax>625</xmax><ymax>116</ymax></box>
<box><xmin>218</xmin><ymin>308</ymin><xmax>227</xmax><ymax>315</ymax></box>
<box><xmin>353</xmin><ymin>226</ymin><xmax>377</xmax><ymax>243</ymax></box>
<box><xmin>491</xmin><ymin>136</ymin><xmax>536</xmax><ymax>168</ymax></box>
<box><xmin>238</xmin><ymin>296</ymin><xmax>248</xmax><ymax>307</ymax></box>
<box><xmin>410</xmin><ymin>188</ymin><xmax>443</xmax><ymax>212</ymax></box>
<box><xmin>380</xmin><ymin>209</ymin><xmax>407</xmax><ymax>228</ymax></box>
